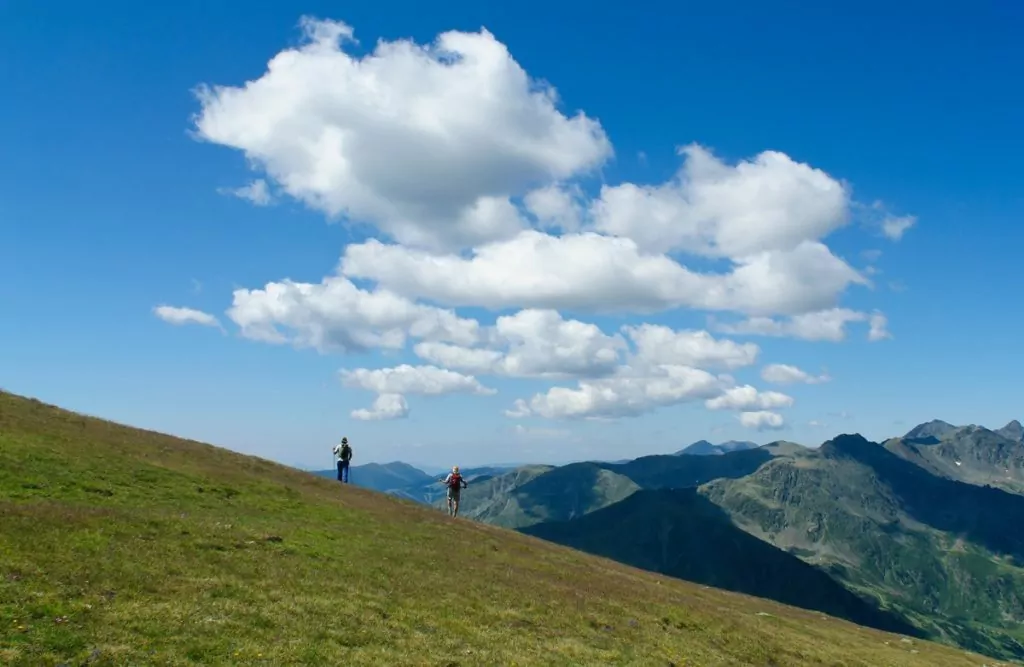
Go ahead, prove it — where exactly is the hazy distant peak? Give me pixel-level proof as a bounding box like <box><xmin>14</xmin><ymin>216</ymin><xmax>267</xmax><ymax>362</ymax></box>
<box><xmin>904</xmin><ymin>419</ymin><xmax>958</xmax><ymax>440</ymax></box>
<box><xmin>996</xmin><ymin>420</ymin><xmax>1024</xmax><ymax>443</ymax></box>
<box><xmin>677</xmin><ymin>440</ymin><xmax>758</xmax><ymax>456</ymax></box>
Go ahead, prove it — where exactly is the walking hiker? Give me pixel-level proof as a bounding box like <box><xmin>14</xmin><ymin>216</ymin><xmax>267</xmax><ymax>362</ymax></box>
<box><xmin>439</xmin><ymin>465</ymin><xmax>468</xmax><ymax>517</ymax></box>
<box><xmin>333</xmin><ymin>437</ymin><xmax>353</xmax><ymax>484</ymax></box>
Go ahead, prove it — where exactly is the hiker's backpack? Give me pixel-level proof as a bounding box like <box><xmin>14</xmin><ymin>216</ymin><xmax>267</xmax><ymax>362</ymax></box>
<box><xmin>448</xmin><ymin>472</ymin><xmax>462</xmax><ymax>489</ymax></box>
<box><xmin>340</xmin><ymin>443</ymin><xmax>351</xmax><ymax>461</ymax></box>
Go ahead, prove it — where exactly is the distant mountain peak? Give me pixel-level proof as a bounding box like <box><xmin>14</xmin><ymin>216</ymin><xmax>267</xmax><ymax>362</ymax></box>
<box><xmin>997</xmin><ymin>420</ymin><xmax>1024</xmax><ymax>443</ymax></box>
<box><xmin>819</xmin><ymin>433</ymin><xmax>875</xmax><ymax>458</ymax></box>
<box><xmin>676</xmin><ymin>440</ymin><xmax>758</xmax><ymax>456</ymax></box>
<box><xmin>904</xmin><ymin>419</ymin><xmax>958</xmax><ymax>440</ymax></box>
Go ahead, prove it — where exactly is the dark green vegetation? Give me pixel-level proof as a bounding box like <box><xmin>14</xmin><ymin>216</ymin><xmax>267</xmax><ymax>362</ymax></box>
<box><xmin>523</xmin><ymin>488</ymin><xmax>917</xmax><ymax>636</ymax></box>
<box><xmin>703</xmin><ymin>434</ymin><xmax>1024</xmax><ymax>661</ymax></box>
<box><xmin>4</xmin><ymin>390</ymin><xmax>1007</xmax><ymax>666</ymax></box>
<box><xmin>439</xmin><ymin>423</ymin><xmax>1024</xmax><ymax>663</ymax></box>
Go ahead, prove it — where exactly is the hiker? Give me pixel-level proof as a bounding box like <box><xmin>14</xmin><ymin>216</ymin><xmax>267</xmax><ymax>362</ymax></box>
<box><xmin>332</xmin><ymin>437</ymin><xmax>353</xmax><ymax>484</ymax></box>
<box><xmin>439</xmin><ymin>465</ymin><xmax>468</xmax><ymax>517</ymax></box>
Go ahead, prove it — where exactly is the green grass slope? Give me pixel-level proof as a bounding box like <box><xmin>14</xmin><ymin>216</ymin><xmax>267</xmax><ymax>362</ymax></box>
<box><xmin>0</xmin><ymin>391</ymin><xmax>1005</xmax><ymax>666</ymax></box>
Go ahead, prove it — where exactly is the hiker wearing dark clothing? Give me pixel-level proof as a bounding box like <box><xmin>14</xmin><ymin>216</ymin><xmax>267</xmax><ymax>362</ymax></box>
<box><xmin>333</xmin><ymin>437</ymin><xmax>353</xmax><ymax>483</ymax></box>
<box><xmin>440</xmin><ymin>466</ymin><xmax>468</xmax><ymax>517</ymax></box>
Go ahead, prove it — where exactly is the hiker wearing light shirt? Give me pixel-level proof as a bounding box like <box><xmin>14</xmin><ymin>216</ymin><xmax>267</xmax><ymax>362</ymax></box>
<box><xmin>440</xmin><ymin>465</ymin><xmax>468</xmax><ymax>517</ymax></box>
<box><xmin>332</xmin><ymin>437</ymin><xmax>352</xmax><ymax>484</ymax></box>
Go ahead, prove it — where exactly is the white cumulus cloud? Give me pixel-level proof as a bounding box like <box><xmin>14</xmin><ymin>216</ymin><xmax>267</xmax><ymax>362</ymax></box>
<box><xmin>739</xmin><ymin>411</ymin><xmax>786</xmax><ymax>431</ymax></box>
<box><xmin>351</xmin><ymin>393</ymin><xmax>409</xmax><ymax>421</ymax></box>
<box><xmin>341</xmin><ymin>364</ymin><xmax>495</xmax><ymax>420</ymax></box>
<box><xmin>590</xmin><ymin>144</ymin><xmax>850</xmax><ymax>257</ymax></box>
<box><xmin>192</xmin><ymin>17</ymin><xmax>611</xmax><ymax>252</ymax></box>
<box><xmin>414</xmin><ymin>309</ymin><xmax>626</xmax><ymax>379</ymax></box>
<box><xmin>705</xmin><ymin>385</ymin><xmax>794</xmax><ymax>411</ymax></box>
<box><xmin>624</xmin><ymin>324</ymin><xmax>758</xmax><ymax>370</ymax></box>
<box><xmin>511</xmin><ymin>364</ymin><xmax>729</xmax><ymax>420</ymax></box>
<box><xmin>340</xmin><ymin>364</ymin><xmax>495</xmax><ymax>396</ymax></box>
<box><xmin>180</xmin><ymin>15</ymin><xmax>914</xmax><ymax>429</ymax></box>
<box><xmin>226</xmin><ymin>276</ymin><xmax>482</xmax><ymax>353</ymax></box>
<box><xmin>341</xmin><ymin>232</ymin><xmax>866</xmax><ymax>317</ymax></box>
<box><xmin>710</xmin><ymin>307</ymin><xmax>885</xmax><ymax>342</ymax></box>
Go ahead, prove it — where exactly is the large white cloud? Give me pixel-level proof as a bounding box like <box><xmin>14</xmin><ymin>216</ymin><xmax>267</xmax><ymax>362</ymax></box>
<box><xmin>183</xmin><ymin>15</ymin><xmax>912</xmax><ymax>428</ymax></box>
<box><xmin>340</xmin><ymin>232</ymin><xmax>866</xmax><ymax>317</ymax></box>
<box><xmin>414</xmin><ymin>309</ymin><xmax>625</xmax><ymax>379</ymax></box>
<box><xmin>226</xmin><ymin>276</ymin><xmax>482</xmax><ymax>353</ymax></box>
<box><xmin>624</xmin><ymin>324</ymin><xmax>758</xmax><ymax>370</ymax></box>
<box><xmin>513</xmin><ymin>364</ymin><xmax>729</xmax><ymax>420</ymax></box>
<box><xmin>192</xmin><ymin>17</ymin><xmax>611</xmax><ymax>252</ymax></box>
<box><xmin>590</xmin><ymin>144</ymin><xmax>850</xmax><ymax>257</ymax></box>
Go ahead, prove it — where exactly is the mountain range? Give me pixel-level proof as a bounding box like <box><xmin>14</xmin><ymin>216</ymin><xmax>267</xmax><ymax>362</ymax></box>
<box><xmin>313</xmin><ymin>420</ymin><xmax>1024</xmax><ymax>662</ymax></box>
<box><xmin>674</xmin><ymin>439</ymin><xmax>760</xmax><ymax>456</ymax></box>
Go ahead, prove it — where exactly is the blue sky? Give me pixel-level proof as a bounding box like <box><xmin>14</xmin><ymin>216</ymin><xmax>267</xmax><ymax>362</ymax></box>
<box><xmin>2</xmin><ymin>1</ymin><xmax>1022</xmax><ymax>470</ymax></box>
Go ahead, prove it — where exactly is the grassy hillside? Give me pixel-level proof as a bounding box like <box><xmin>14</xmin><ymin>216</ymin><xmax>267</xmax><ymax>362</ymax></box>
<box><xmin>0</xmin><ymin>391</ymin><xmax>1003</xmax><ymax>666</ymax></box>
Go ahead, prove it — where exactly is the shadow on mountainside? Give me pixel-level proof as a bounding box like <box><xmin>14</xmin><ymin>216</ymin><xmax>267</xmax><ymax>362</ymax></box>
<box><xmin>823</xmin><ymin>435</ymin><xmax>1024</xmax><ymax>564</ymax></box>
<box><xmin>602</xmin><ymin>448</ymin><xmax>776</xmax><ymax>490</ymax></box>
<box><xmin>512</xmin><ymin>462</ymin><xmax>640</xmax><ymax>523</ymax></box>
<box><xmin>522</xmin><ymin>487</ymin><xmax>920</xmax><ymax>638</ymax></box>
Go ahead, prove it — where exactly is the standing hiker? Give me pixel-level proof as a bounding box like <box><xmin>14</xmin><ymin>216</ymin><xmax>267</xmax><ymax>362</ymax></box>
<box><xmin>332</xmin><ymin>437</ymin><xmax>353</xmax><ymax>484</ymax></box>
<box><xmin>439</xmin><ymin>465</ymin><xmax>468</xmax><ymax>517</ymax></box>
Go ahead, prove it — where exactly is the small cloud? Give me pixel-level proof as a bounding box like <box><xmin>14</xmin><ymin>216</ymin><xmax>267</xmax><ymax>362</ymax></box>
<box><xmin>861</xmin><ymin>249</ymin><xmax>883</xmax><ymax>262</ymax></box>
<box><xmin>808</xmin><ymin>420</ymin><xmax>827</xmax><ymax>428</ymax></box>
<box><xmin>153</xmin><ymin>305</ymin><xmax>222</xmax><ymax>330</ymax></box>
<box><xmin>191</xmin><ymin>279</ymin><xmax>203</xmax><ymax>294</ymax></box>
<box><xmin>505</xmin><ymin>399</ymin><xmax>532</xmax><ymax>418</ymax></box>
<box><xmin>867</xmin><ymin>311</ymin><xmax>892</xmax><ymax>342</ymax></box>
<box><xmin>856</xmin><ymin>200</ymin><xmax>917</xmax><ymax>241</ymax></box>
<box><xmin>351</xmin><ymin>393</ymin><xmax>409</xmax><ymax>421</ymax></box>
<box><xmin>218</xmin><ymin>179</ymin><xmax>273</xmax><ymax>206</ymax></box>
<box><xmin>761</xmin><ymin>363</ymin><xmax>830</xmax><ymax>385</ymax></box>
<box><xmin>739</xmin><ymin>411</ymin><xmax>785</xmax><ymax>431</ymax></box>
<box><xmin>827</xmin><ymin>410</ymin><xmax>853</xmax><ymax>420</ymax></box>
<box><xmin>881</xmin><ymin>214</ymin><xmax>916</xmax><ymax>241</ymax></box>
<box><xmin>888</xmin><ymin>280</ymin><xmax>907</xmax><ymax>293</ymax></box>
